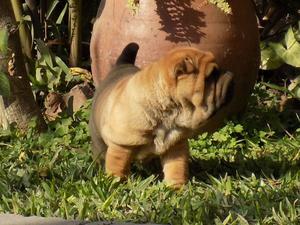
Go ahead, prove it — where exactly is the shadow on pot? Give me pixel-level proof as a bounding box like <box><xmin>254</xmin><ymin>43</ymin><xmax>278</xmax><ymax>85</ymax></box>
<box><xmin>155</xmin><ymin>0</ymin><xmax>206</xmax><ymax>43</ymax></box>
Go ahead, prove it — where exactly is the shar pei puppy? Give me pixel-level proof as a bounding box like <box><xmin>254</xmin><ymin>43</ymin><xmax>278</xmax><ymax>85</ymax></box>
<box><xmin>89</xmin><ymin>43</ymin><xmax>233</xmax><ymax>187</ymax></box>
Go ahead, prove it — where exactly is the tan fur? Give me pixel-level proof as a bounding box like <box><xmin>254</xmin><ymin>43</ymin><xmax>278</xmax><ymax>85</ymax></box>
<box><xmin>90</xmin><ymin>47</ymin><xmax>233</xmax><ymax>187</ymax></box>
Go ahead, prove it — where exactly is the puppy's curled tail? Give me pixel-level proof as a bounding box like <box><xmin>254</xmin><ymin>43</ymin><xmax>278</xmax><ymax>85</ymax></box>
<box><xmin>116</xmin><ymin>42</ymin><xmax>139</xmax><ymax>66</ymax></box>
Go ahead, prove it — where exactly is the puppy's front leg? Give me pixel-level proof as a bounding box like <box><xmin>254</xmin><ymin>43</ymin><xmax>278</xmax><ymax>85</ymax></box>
<box><xmin>105</xmin><ymin>145</ymin><xmax>133</xmax><ymax>178</ymax></box>
<box><xmin>161</xmin><ymin>140</ymin><xmax>189</xmax><ymax>188</ymax></box>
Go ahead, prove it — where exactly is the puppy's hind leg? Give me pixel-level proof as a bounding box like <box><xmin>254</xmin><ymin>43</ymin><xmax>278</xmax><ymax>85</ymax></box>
<box><xmin>161</xmin><ymin>140</ymin><xmax>189</xmax><ymax>188</ymax></box>
<box><xmin>105</xmin><ymin>145</ymin><xmax>133</xmax><ymax>179</ymax></box>
<box><xmin>89</xmin><ymin>120</ymin><xmax>107</xmax><ymax>165</ymax></box>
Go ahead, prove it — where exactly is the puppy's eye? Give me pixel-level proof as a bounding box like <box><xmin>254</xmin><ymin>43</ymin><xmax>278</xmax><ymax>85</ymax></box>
<box><xmin>184</xmin><ymin>57</ymin><xmax>191</xmax><ymax>62</ymax></box>
<box><xmin>184</xmin><ymin>57</ymin><xmax>194</xmax><ymax>71</ymax></box>
<box><xmin>174</xmin><ymin>57</ymin><xmax>195</xmax><ymax>77</ymax></box>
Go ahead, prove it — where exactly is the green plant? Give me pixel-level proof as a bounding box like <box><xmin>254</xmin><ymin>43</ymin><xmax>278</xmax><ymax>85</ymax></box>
<box><xmin>189</xmin><ymin>122</ymin><xmax>244</xmax><ymax>162</ymax></box>
<box><xmin>0</xmin><ymin>28</ymin><xmax>10</xmax><ymax>97</ymax></box>
<box><xmin>29</xmin><ymin>39</ymin><xmax>71</xmax><ymax>92</ymax></box>
<box><xmin>126</xmin><ymin>0</ymin><xmax>232</xmax><ymax>14</ymax></box>
<box><xmin>127</xmin><ymin>0</ymin><xmax>140</xmax><ymax>14</ymax></box>
<box><xmin>261</xmin><ymin>26</ymin><xmax>300</xmax><ymax>70</ymax></box>
<box><xmin>257</xmin><ymin>1</ymin><xmax>300</xmax><ymax>102</ymax></box>
<box><xmin>208</xmin><ymin>0</ymin><xmax>231</xmax><ymax>14</ymax></box>
<box><xmin>0</xmin><ymin>71</ymin><xmax>10</xmax><ymax>97</ymax></box>
<box><xmin>14</xmin><ymin>0</ymin><xmax>87</xmax><ymax>94</ymax></box>
<box><xmin>261</xmin><ymin>24</ymin><xmax>300</xmax><ymax>99</ymax></box>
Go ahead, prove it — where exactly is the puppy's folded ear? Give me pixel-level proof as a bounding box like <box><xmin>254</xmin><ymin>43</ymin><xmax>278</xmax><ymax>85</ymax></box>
<box><xmin>174</xmin><ymin>57</ymin><xmax>196</xmax><ymax>76</ymax></box>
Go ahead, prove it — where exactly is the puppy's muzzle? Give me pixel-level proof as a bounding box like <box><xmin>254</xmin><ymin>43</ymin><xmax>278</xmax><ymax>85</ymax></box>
<box><xmin>208</xmin><ymin>68</ymin><xmax>234</xmax><ymax>109</ymax></box>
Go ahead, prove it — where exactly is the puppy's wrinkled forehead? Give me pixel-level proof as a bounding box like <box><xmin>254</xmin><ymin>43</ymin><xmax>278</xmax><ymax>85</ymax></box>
<box><xmin>163</xmin><ymin>47</ymin><xmax>217</xmax><ymax>77</ymax></box>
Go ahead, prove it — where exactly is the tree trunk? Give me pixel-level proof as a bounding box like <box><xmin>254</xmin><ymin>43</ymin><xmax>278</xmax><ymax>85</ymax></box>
<box><xmin>69</xmin><ymin>0</ymin><xmax>82</xmax><ymax>66</ymax></box>
<box><xmin>0</xmin><ymin>0</ymin><xmax>46</xmax><ymax>131</ymax></box>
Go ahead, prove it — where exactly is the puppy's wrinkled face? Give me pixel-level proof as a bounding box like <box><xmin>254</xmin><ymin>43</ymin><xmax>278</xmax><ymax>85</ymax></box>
<box><xmin>160</xmin><ymin>47</ymin><xmax>233</xmax><ymax>129</ymax></box>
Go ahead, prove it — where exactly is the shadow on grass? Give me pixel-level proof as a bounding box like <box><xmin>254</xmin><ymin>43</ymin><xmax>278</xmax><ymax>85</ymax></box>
<box><xmin>132</xmin><ymin>156</ymin><xmax>300</xmax><ymax>183</ymax></box>
<box><xmin>189</xmin><ymin>157</ymin><xmax>300</xmax><ymax>181</ymax></box>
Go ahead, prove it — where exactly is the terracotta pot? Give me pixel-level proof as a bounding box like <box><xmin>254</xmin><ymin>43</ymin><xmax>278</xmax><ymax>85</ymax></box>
<box><xmin>90</xmin><ymin>0</ymin><xmax>260</xmax><ymax>131</ymax></box>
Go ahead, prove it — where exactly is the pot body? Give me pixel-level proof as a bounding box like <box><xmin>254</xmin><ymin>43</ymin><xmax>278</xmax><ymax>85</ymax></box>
<box><xmin>90</xmin><ymin>0</ymin><xmax>260</xmax><ymax>130</ymax></box>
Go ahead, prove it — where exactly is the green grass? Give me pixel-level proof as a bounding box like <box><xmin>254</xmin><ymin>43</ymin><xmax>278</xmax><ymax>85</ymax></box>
<box><xmin>0</xmin><ymin>83</ymin><xmax>300</xmax><ymax>225</ymax></box>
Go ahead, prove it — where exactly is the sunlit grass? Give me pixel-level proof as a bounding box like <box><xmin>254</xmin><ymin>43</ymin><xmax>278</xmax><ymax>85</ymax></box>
<box><xmin>0</xmin><ymin>83</ymin><xmax>299</xmax><ymax>225</ymax></box>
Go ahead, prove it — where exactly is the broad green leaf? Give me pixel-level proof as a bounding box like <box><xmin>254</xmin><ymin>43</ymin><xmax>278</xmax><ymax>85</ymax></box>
<box><xmin>0</xmin><ymin>72</ymin><xmax>10</xmax><ymax>97</ymax></box>
<box><xmin>55</xmin><ymin>56</ymin><xmax>70</xmax><ymax>75</ymax></box>
<box><xmin>45</xmin><ymin>66</ymin><xmax>62</xmax><ymax>90</ymax></box>
<box><xmin>37</xmin><ymin>58</ymin><xmax>47</xmax><ymax>67</ymax></box>
<box><xmin>282</xmin><ymin>39</ymin><xmax>300</xmax><ymax>67</ymax></box>
<box><xmin>46</xmin><ymin>0</ymin><xmax>60</xmax><ymax>20</ymax></box>
<box><xmin>56</xmin><ymin>3</ymin><xmax>68</xmax><ymax>25</ymax></box>
<box><xmin>270</xmin><ymin>28</ymin><xmax>300</xmax><ymax>67</ymax></box>
<box><xmin>293</xmin><ymin>86</ymin><xmax>300</xmax><ymax>99</ymax></box>
<box><xmin>28</xmin><ymin>73</ymin><xmax>45</xmax><ymax>90</ymax></box>
<box><xmin>65</xmin><ymin>72</ymin><xmax>73</xmax><ymax>83</ymax></box>
<box><xmin>46</xmin><ymin>70</ymin><xmax>55</xmax><ymax>90</ymax></box>
<box><xmin>297</xmin><ymin>21</ymin><xmax>300</xmax><ymax>41</ymax></box>
<box><xmin>287</xmin><ymin>75</ymin><xmax>300</xmax><ymax>91</ymax></box>
<box><xmin>36</xmin><ymin>67</ymin><xmax>47</xmax><ymax>85</ymax></box>
<box><xmin>0</xmin><ymin>28</ymin><xmax>8</xmax><ymax>55</ymax></box>
<box><xmin>260</xmin><ymin>44</ymin><xmax>283</xmax><ymax>70</ymax></box>
<box><xmin>53</xmin><ymin>66</ymin><xmax>63</xmax><ymax>82</ymax></box>
<box><xmin>35</xmin><ymin>39</ymin><xmax>53</xmax><ymax>67</ymax></box>
<box><xmin>22</xmin><ymin>15</ymin><xmax>31</xmax><ymax>22</ymax></box>
<box><xmin>284</xmin><ymin>27</ymin><xmax>296</xmax><ymax>49</ymax></box>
